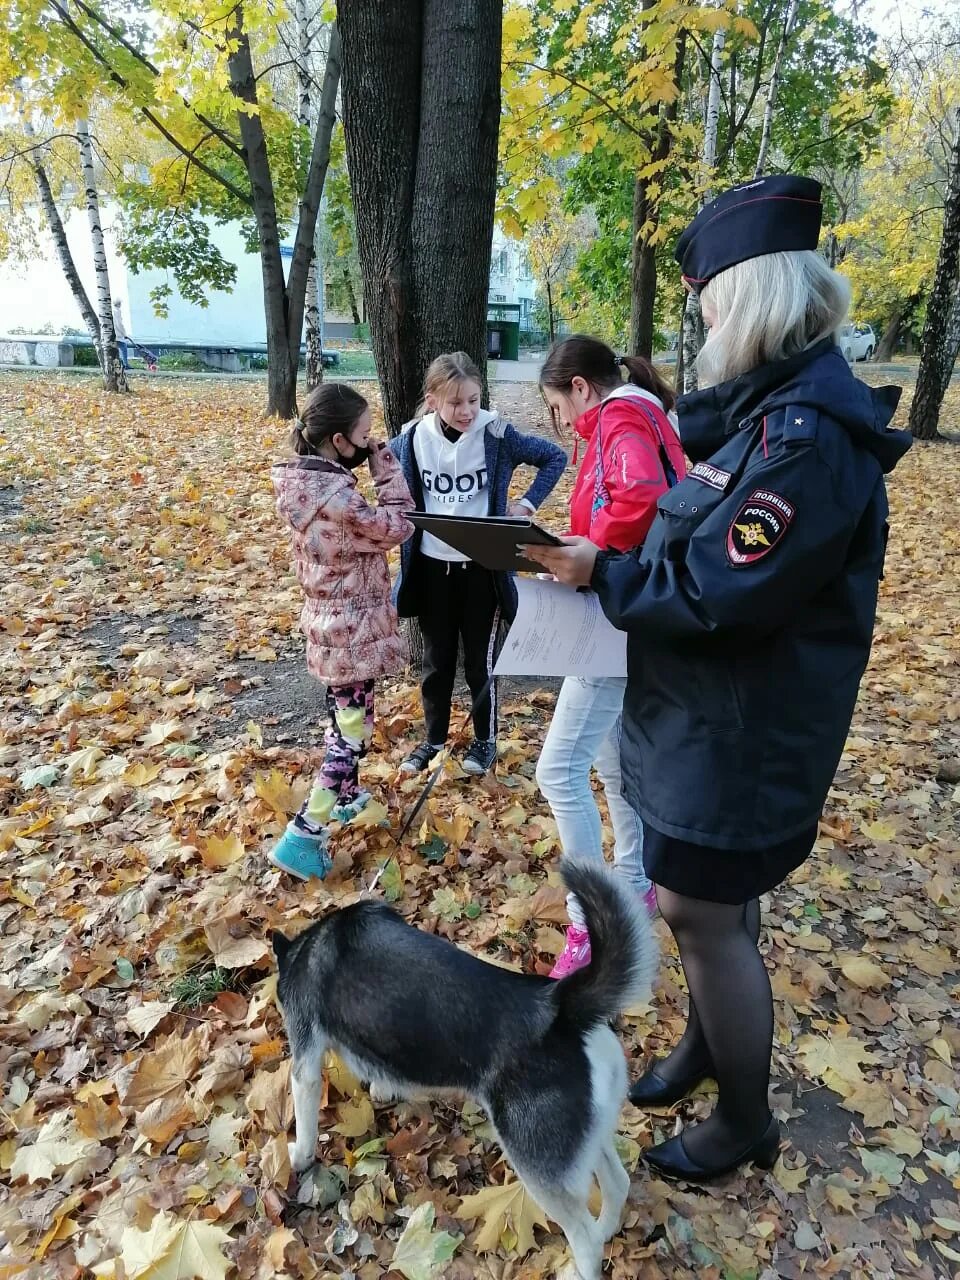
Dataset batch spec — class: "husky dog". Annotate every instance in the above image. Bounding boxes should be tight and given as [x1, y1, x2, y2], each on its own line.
[272, 858, 657, 1280]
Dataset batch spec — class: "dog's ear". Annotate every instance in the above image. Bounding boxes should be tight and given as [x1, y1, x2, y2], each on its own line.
[271, 931, 292, 965]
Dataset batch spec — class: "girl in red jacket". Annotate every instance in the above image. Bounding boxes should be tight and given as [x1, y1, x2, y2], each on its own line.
[536, 336, 687, 976]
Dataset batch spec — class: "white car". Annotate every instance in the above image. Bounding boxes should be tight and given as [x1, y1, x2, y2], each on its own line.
[838, 323, 876, 363]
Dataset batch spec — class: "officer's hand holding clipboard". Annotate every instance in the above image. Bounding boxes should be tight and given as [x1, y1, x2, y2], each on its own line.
[522, 535, 600, 587]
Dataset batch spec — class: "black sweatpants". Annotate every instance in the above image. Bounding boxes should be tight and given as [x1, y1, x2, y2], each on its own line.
[417, 556, 500, 744]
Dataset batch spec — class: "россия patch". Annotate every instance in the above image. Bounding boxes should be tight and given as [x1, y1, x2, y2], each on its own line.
[726, 489, 795, 566]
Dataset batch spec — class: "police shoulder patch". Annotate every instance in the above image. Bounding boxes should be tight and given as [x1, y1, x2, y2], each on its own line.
[726, 489, 795, 566]
[689, 461, 733, 491]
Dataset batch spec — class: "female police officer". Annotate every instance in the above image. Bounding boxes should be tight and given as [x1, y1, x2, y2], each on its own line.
[526, 175, 911, 1181]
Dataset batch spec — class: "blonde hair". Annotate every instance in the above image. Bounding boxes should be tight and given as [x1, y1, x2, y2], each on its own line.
[418, 351, 482, 415]
[697, 250, 850, 388]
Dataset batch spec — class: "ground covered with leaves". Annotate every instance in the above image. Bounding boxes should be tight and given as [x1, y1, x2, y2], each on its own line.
[0, 371, 958, 1280]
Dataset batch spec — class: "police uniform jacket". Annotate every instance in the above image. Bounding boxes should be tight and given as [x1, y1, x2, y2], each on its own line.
[591, 339, 911, 853]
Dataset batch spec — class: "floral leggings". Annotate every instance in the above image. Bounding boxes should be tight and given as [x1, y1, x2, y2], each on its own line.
[296, 680, 375, 831]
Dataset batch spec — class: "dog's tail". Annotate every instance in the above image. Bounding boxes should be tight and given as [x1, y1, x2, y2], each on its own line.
[551, 857, 658, 1030]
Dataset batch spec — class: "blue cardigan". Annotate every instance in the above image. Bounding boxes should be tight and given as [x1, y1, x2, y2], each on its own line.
[389, 413, 567, 621]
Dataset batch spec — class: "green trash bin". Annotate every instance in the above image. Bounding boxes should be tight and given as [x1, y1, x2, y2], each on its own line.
[487, 303, 520, 361]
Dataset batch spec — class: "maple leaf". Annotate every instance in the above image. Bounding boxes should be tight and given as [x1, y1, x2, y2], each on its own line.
[259, 1131, 291, 1186]
[142, 720, 186, 747]
[429, 887, 464, 921]
[455, 1178, 551, 1256]
[11, 1112, 96, 1183]
[253, 768, 297, 816]
[840, 1080, 896, 1128]
[120, 1213, 232, 1280]
[135, 1094, 196, 1147]
[203, 918, 271, 969]
[126, 1000, 177, 1038]
[74, 1094, 126, 1140]
[120, 1030, 205, 1108]
[392, 1202, 462, 1280]
[247, 1061, 293, 1134]
[196, 1044, 249, 1100]
[206, 1110, 248, 1159]
[334, 1095, 376, 1138]
[796, 1034, 880, 1096]
[198, 832, 245, 869]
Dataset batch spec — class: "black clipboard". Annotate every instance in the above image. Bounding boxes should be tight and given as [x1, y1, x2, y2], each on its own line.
[408, 513, 562, 572]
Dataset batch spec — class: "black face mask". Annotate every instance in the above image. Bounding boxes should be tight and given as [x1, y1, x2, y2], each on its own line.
[336, 439, 372, 470]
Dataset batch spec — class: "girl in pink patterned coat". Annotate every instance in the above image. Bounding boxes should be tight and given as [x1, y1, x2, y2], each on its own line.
[269, 383, 414, 880]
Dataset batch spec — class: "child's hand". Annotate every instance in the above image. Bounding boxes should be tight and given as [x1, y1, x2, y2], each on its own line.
[507, 501, 531, 518]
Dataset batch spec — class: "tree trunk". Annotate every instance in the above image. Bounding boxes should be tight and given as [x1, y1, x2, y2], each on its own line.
[227, 10, 340, 417]
[411, 0, 501, 397]
[227, 18, 294, 416]
[32, 155, 101, 347]
[339, 0, 502, 431]
[909, 107, 960, 440]
[305, 259, 323, 390]
[546, 278, 555, 342]
[875, 303, 906, 361]
[630, 25, 686, 358]
[339, 0, 423, 431]
[936, 284, 960, 402]
[286, 24, 340, 388]
[76, 117, 123, 391]
[342, 266, 362, 325]
[297, 0, 324, 391]
[631, 197, 658, 360]
[754, 0, 799, 178]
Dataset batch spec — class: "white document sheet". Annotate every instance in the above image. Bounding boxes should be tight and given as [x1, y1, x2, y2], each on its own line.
[494, 577, 627, 678]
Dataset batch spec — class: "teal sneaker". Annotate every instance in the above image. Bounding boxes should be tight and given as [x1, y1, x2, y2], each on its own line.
[268, 823, 331, 880]
[330, 790, 372, 824]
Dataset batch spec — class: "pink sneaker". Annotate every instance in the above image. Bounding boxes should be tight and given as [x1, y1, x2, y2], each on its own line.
[550, 925, 592, 979]
[642, 885, 659, 918]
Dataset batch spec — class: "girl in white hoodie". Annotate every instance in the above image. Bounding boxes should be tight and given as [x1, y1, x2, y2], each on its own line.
[389, 352, 566, 775]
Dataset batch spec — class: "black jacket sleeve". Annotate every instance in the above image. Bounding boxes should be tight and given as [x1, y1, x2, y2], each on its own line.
[592, 445, 865, 640]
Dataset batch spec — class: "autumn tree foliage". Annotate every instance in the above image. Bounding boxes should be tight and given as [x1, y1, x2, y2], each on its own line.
[0, 0, 341, 418]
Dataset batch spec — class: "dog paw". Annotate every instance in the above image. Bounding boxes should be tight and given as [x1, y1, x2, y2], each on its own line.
[288, 1142, 314, 1173]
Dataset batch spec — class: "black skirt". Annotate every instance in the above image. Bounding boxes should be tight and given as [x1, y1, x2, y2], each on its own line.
[642, 821, 819, 905]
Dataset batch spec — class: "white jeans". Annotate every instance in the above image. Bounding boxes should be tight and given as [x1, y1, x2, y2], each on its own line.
[536, 676, 650, 919]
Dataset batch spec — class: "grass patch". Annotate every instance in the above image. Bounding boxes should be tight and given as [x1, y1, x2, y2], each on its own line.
[330, 348, 377, 378]
[168, 965, 238, 1009]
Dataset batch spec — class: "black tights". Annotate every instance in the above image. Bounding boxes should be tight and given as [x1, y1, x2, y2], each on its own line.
[655, 887, 772, 1163]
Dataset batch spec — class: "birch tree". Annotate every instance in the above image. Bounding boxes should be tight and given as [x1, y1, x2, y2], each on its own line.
[76, 116, 124, 391]
[296, 0, 324, 390]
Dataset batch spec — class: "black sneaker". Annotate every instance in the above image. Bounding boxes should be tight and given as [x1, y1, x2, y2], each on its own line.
[462, 739, 497, 775]
[400, 742, 444, 774]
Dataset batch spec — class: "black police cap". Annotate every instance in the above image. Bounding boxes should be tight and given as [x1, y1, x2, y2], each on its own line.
[675, 175, 823, 292]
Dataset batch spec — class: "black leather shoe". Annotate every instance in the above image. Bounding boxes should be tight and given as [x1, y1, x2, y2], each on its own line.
[643, 1117, 781, 1183]
[629, 1061, 713, 1108]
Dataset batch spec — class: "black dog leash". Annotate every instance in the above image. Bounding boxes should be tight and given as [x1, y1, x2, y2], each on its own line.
[366, 672, 494, 895]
